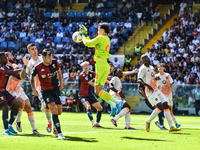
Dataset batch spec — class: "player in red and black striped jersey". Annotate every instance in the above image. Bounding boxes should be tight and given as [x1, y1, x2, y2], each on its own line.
[78, 61, 103, 127]
[31, 49, 65, 139]
[0, 52, 22, 135]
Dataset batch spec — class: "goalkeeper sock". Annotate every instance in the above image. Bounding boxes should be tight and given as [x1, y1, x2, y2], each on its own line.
[98, 90, 116, 107]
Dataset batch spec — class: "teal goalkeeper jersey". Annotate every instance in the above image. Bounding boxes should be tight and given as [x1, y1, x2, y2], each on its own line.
[82, 35, 111, 62]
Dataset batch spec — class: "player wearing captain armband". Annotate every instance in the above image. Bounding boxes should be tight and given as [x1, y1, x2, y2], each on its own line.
[79, 23, 123, 116]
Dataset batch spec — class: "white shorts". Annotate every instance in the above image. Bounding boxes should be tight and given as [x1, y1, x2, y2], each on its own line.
[166, 96, 173, 106]
[11, 90, 29, 101]
[147, 90, 167, 106]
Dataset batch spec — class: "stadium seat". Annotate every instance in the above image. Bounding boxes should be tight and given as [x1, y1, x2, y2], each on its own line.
[101, 12, 106, 19]
[44, 12, 51, 21]
[8, 22, 14, 26]
[35, 42, 39, 48]
[72, 22, 77, 27]
[110, 22, 117, 29]
[57, 26, 64, 32]
[107, 2, 114, 8]
[37, 31, 42, 36]
[67, 12, 75, 20]
[0, 42, 7, 48]
[7, 2, 13, 9]
[65, 26, 71, 32]
[46, 31, 50, 36]
[54, 37, 61, 43]
[30, 36, 37, 42]
[8, 42, 15, 48]
[62, 37, 69, 43]
[78, 22, 85, 26]
[22, 36, 29, 42]
[89, 26, 96, 36]
[106, 12, 112, 22]
[82, 12, 88, 22]
[54, 21, 61, 28]
[75, 12, 82, 22]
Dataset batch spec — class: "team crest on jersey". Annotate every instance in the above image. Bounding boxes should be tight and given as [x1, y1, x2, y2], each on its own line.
[46, 98, 50, 102]
[0, 96, 4, 100]
[166, 76, 168, 79]
[162, 80, 166, 84]
[6, 66, 10, 69]
[52, 64, 56, 68]
[151, 72, 154, 77]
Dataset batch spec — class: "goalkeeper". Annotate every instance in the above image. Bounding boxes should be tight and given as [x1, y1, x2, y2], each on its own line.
[79, 23, 123, 116]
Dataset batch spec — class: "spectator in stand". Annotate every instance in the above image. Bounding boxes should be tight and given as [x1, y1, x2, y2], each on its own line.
[191, 54, 199, 63]
[69, 51, 75, 61]
[7, 9, 15, 21]
[124, 55, 132, 69]
[69, 69, 77, 81]
[112, 57, 120, 68]
[35, 35, 43, 44]
[86, 19, 93, 28]
[63, 41, 72, 53]
[116, 30, 124, 46]
[95, 9, 101, 20]
[87, 9, 95, 21]
[56, 41, 64, 53]
[37, 10, 44, 21]
[117, 1, 124, 11]
[113, 25, 119, 34]
[192, 36, 199, 46]
[132, 43, 142, 60]
[14, 0, 22, 9]
[21, 9, 27, 21]
[56, 29, 63, 38]
[179, 1, 187, 17]
[189, 72, 195, 84]
[19, 29, 27, 39]
[112, 10, 119, 22]
[60, 10, 67, 20]
[63, 69, 69, 85]
[120, 9, 128, 22]
[51, 9, 60, 21]
[110, 34, 118, 47]
[0, 8, 5, 22]
[96, 0, 104, 9]
[62, 19, 68, 28]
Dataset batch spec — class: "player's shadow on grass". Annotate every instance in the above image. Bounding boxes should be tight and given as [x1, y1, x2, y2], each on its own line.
[64, 136, 98, 142]
[121, 136, 171, 142]
[97, 127, 124, 130]
[171, 133, 192, 135]
[19, 134, 52, 137]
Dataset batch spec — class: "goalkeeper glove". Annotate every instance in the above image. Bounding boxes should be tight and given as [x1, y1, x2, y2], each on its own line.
[79, 25, 88, 37]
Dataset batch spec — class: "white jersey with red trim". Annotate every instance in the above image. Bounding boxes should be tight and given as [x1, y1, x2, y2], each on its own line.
[155, 72, 173, 97]
[138, 64, 158, 96]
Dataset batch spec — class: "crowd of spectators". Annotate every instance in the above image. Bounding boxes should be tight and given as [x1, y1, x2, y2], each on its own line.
[122, 2, 200, 86]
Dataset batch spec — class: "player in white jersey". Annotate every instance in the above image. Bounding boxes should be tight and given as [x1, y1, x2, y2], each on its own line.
[110, 68, 138, 129]
[20, 43, 53, 134]
[138, 54, 180, 132]
[6, 52, 40, 134]
[156, 63, 181, 128]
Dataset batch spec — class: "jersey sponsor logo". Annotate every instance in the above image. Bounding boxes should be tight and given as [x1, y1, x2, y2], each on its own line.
[47, 71, 57, 78]
[162, 80, 166, 84]
[46, 98, 50, 102]
[0, 67, 5, 70]
[41, 69, 45, 72]
[42, 75, 46, 78]
[85, 76, 88, 80]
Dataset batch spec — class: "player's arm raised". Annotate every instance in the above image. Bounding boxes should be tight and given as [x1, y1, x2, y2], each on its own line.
[30, 67, 39, 97]
[57, 68, 63, 91]
[21, 56, 29, 80]
[123, 68, 139, 76]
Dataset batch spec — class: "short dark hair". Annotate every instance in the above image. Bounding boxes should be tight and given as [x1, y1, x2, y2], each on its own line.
[99, 23, 110, 34]
[27, 43, 36, 50]
[42, 49, 52, 56]
[157, 63, 165, 67]
[113, 68, 121, 75]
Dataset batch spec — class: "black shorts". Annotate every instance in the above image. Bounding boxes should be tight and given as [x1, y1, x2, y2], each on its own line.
[80, 95, 98, 105]
[42, 89, 62, 105]
[0, 91, 15, 108]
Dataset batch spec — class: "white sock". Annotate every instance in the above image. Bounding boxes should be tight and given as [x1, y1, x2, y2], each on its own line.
[114, 108, 128, 121]
[171, 115, 177, 124]
[125, 113, 131, 127]
[164, 110, 173, 128]
[111, 103, 116, 108]
[45, 109, 52, 123]
[28, 113, 36, 130]
[16, 109, 23, 122]
[147, 108, 160, 123]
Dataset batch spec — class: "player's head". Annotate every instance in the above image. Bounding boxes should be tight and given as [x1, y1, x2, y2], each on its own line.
[0, 52, 7, 65]
[141, 54, 149, 66]
[98, 23, 110, 35]
[81, 61, 90, 72]
[27, 43, 38, 57]
[114, 68, 123, 78]
[42, 49, 52, 65]
[109, 62, 114, 73]
[157, 63, 165, 72]
[5, 52, 14, 63]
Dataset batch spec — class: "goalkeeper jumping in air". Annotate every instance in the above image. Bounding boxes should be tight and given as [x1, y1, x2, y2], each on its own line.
[79, 23, 123, 116]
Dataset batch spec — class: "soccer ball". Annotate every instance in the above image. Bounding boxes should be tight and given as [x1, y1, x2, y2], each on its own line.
[72, 31, 82, 43]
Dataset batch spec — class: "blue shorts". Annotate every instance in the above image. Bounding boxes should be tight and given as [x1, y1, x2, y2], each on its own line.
[80, 95, 98, 105]
[42, 89, 62, 105]
[0, 91, 15, 108]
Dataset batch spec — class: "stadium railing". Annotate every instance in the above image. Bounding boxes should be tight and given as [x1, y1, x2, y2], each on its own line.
[21, 81, 197, 115]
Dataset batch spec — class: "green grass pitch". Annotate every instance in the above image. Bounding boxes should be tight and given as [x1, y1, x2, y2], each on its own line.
[0, 111, 200, 150]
